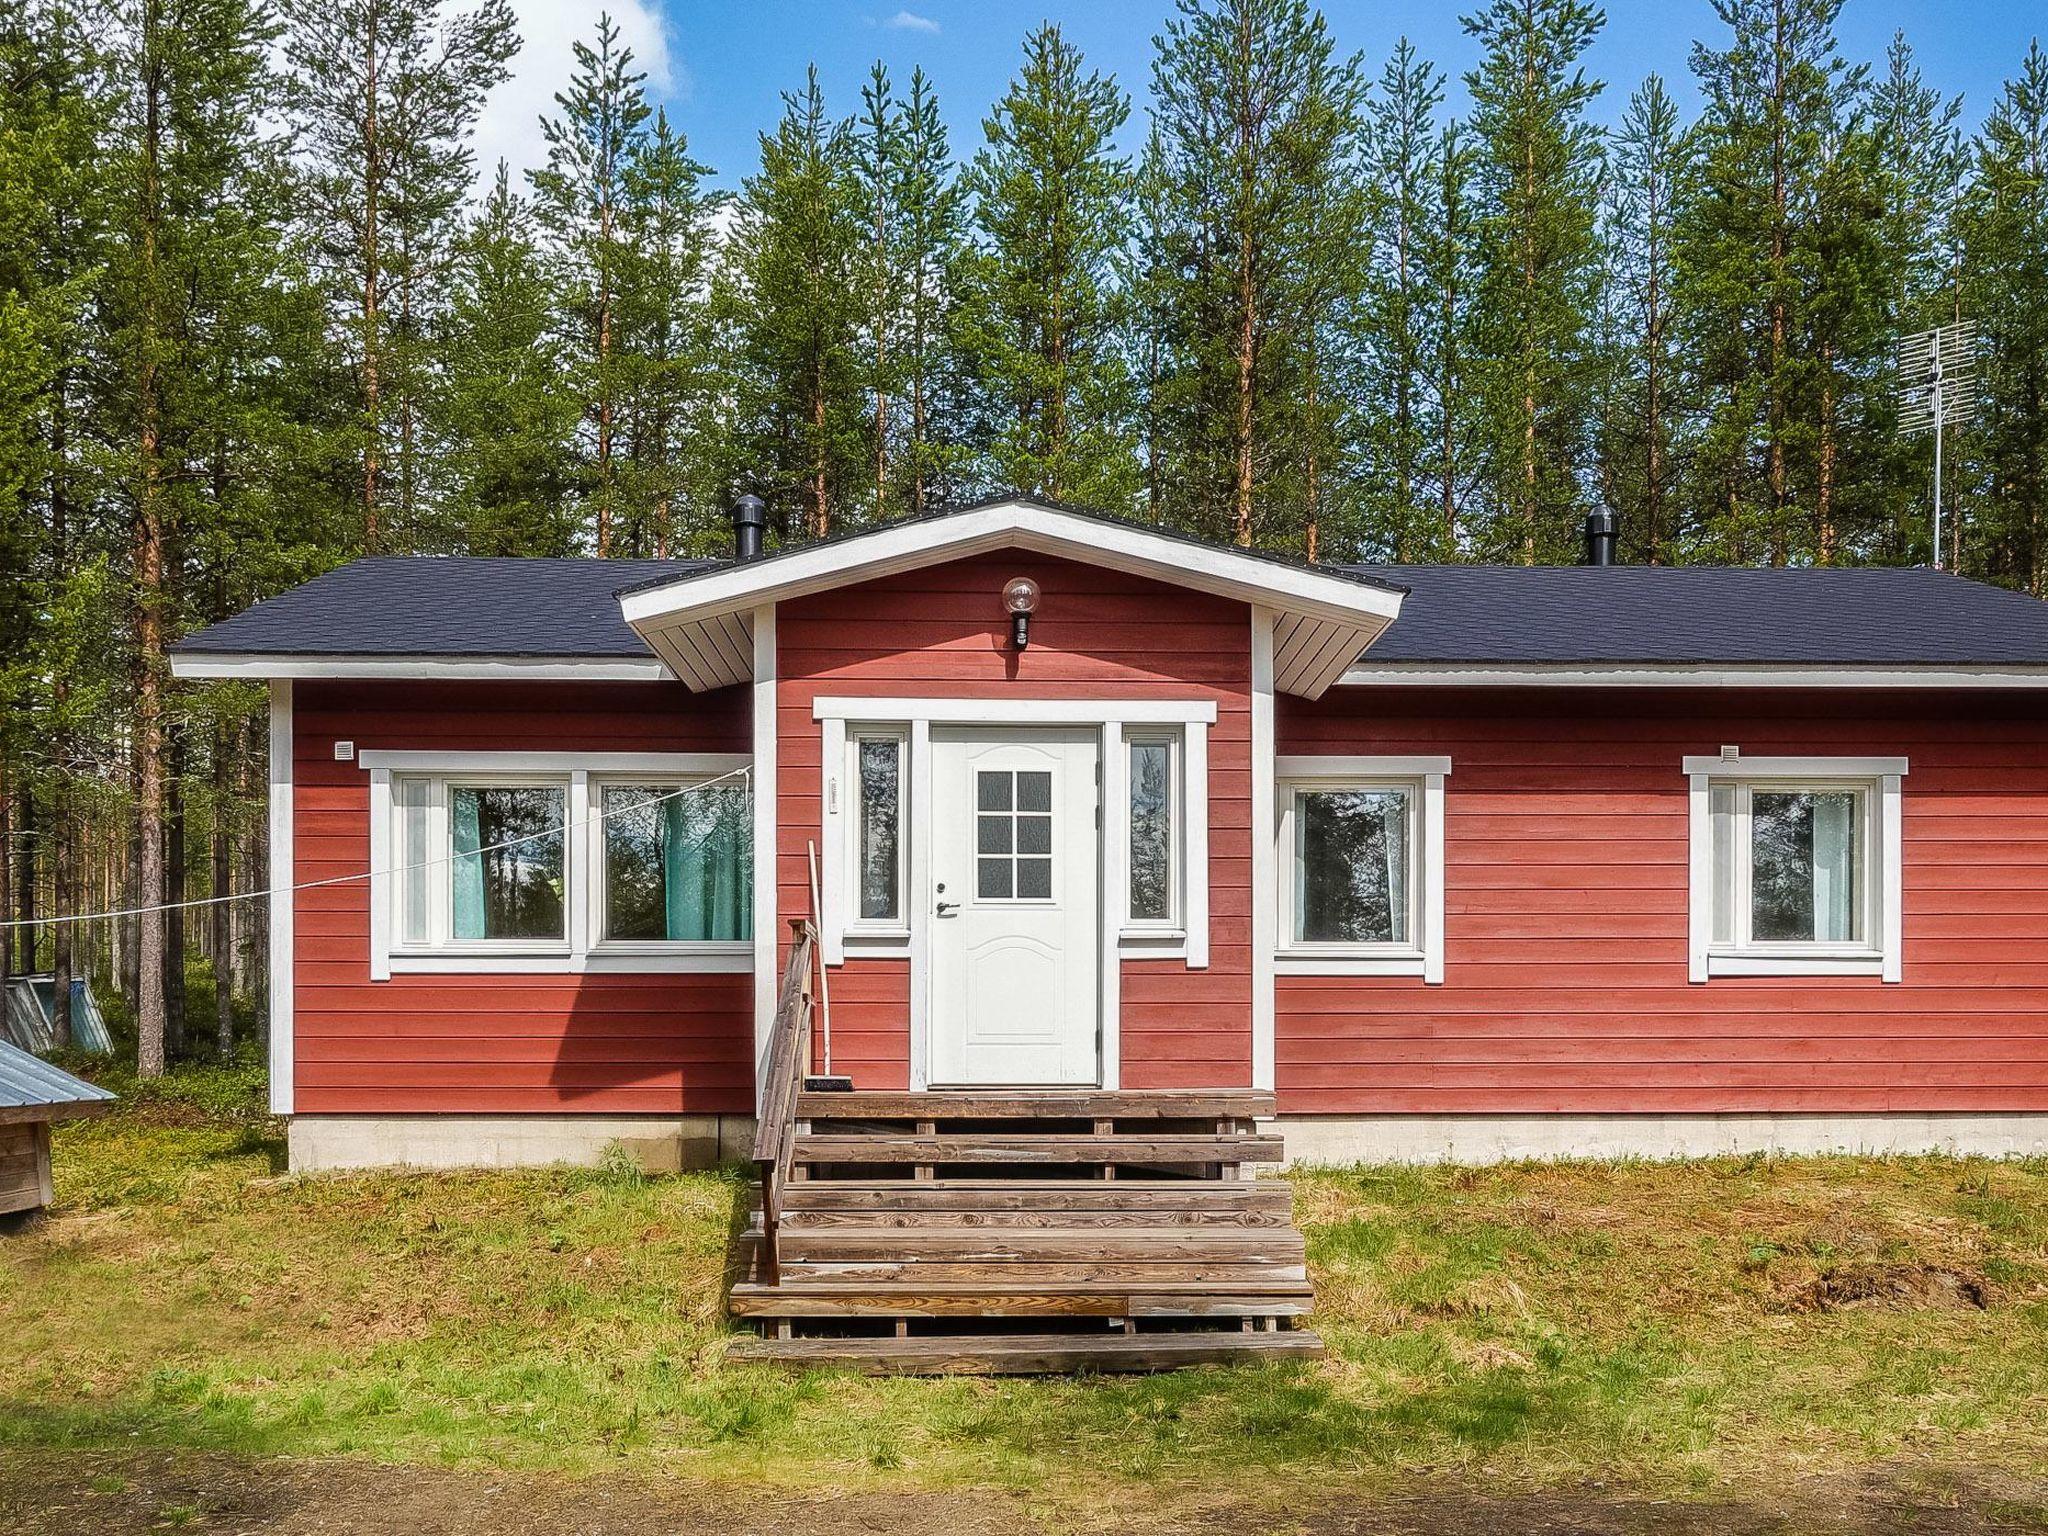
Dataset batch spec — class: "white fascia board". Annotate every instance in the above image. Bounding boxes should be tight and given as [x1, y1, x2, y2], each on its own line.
[812, 696, 1218, 725]
[621, 502, 1406, 633]
[170, 653, 671, 682]
[1340, 662, 2048, 689]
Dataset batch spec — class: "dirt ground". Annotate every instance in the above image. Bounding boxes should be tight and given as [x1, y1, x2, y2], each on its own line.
[1, 1450, 2043, 1536]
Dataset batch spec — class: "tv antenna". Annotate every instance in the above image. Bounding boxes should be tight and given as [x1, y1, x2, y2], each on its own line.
[1898, 321, 1977, 569]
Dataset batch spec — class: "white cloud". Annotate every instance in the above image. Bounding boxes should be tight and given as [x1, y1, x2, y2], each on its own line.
[472, 0, 679, 194]
[882, 9, 939, 33]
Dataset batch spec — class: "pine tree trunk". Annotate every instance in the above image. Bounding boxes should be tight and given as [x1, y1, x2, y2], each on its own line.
[1766, 0, 1789, 565]
[213, 721, 234, 1058]
[166, 733, 188, 1059]
[811, 361, 830, 539]
[135, 5, 169, 1077]
[50, 368, 74, 1045]
[360, 4, 383, 554]
[12, 788, 31, 974]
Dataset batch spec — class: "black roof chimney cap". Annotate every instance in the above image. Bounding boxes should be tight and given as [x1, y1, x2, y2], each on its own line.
[1582, 506, 1618, 566]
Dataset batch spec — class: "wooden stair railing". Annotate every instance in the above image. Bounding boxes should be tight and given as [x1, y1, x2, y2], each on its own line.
[751, 917, 817, 1284]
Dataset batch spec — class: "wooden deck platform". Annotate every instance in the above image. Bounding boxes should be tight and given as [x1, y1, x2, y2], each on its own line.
[732, 1086, 1322, 1373]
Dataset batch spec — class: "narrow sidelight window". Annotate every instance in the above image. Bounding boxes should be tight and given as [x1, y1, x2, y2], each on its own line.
[450, 784, 566, 941]
[1128, 738, 1175, 923]
[601, 781, 752, 942]
[855, 736, 903, 922]
[1292, 786, 1411, 946]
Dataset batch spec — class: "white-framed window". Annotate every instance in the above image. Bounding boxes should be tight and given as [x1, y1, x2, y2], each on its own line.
[847, 728, 909, 936]
[1684, 753, 1906, 982]
[1125, 732, 1180, 931]
[365, 751, 753, 976]
[1274, 756, 1449, 982]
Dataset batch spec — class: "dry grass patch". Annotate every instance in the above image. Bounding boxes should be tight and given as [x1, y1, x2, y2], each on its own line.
[2, 1066, 2044, 1508]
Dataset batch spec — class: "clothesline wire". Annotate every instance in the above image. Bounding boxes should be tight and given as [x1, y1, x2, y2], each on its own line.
[0, 765, 754, 931]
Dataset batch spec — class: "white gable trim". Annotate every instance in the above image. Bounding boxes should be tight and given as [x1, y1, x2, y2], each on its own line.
[623, 501, 1403, 700]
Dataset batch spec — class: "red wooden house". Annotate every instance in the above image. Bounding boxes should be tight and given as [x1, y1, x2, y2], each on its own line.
[173, 497, 2048, 1173]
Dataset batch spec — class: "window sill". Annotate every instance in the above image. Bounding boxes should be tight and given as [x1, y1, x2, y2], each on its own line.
[387, 948, 753, 976]
[1275, 950, 1428, 978]
[1703, 951, 1886, 979]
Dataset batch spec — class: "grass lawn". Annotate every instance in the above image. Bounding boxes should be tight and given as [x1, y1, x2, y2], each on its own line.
[2, 1065, 2045, 1513]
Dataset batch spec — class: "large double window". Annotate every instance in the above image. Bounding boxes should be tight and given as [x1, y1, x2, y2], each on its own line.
[1686, 754, 1904, 980]
[1275, 757, 1449, 982]
[373, 755, 752, 974]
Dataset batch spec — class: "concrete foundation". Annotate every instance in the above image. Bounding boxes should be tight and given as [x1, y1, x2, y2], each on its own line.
[288, 1114, 757, 1173]
[1280, 1111, 2048, 1165]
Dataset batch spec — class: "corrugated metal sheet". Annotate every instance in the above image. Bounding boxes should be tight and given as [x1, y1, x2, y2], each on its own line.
[2, 976, 114, 1055]
[0, 1039, 116, 1110]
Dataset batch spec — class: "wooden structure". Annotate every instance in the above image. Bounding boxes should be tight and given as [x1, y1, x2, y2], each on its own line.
[0, 1042, 115, 1216]
[730, 923, 1322, 1373]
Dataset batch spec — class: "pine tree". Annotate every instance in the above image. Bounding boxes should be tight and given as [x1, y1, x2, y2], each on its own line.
[1678, 0, 1867, 563]
[283, 0, 517, 553]
[957, 24, 1137, 509]
[730, 65, 864, 540]
[893, 68, 965, 518]
[1420, 121, 1481, 552]
[852, 63, 903, 527]
[438, 163, 579, 555]
[618, 109, 719, 556]
[1146, 0, 1369, 550]
[1958, 43, 2048, 594]
[530, 11, 649, 556]
[1602, 74, 1688, 561]
[1462, 0, 1607, 563]
[1870, 31, 1966, 562]
[1358, 39, 1445, 558]
[102, 0, 284, 1071]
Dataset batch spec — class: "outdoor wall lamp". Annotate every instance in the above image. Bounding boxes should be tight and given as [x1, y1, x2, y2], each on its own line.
[1003, 576, 1041, 650]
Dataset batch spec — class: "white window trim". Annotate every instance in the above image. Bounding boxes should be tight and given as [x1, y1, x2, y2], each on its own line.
[1274, 755, 1451, 984]
[814, 699, 1213, 972]
[1683, 753, 1907, 984]
[362, 750, 753, 977]
[1119, 730, 1185, 939]
[836, 725, 912, 952]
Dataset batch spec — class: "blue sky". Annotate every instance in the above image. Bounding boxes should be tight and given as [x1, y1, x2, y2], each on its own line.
[476, 1, 2045, 194]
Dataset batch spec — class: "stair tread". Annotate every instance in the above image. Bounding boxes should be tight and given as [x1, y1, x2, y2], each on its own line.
[778, 1227, 1304, 1260]
[794, 1133, 1284, 1164]
[796, 1089, 1276, 1121]
[779, 1178, 1290, 1205]
[727, 1328, 1323, 1375]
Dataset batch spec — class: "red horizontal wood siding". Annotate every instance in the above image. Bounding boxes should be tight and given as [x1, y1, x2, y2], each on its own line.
[1275, 687, 2048, 1115]
[290, 680, 754, 1115]
[778, 551, 1253, 1089]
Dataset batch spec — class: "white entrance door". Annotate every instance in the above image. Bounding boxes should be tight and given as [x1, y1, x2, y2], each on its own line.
[928, 728, 1101, 1086]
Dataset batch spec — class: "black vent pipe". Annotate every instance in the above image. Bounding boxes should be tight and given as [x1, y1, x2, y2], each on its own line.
[1582, 506, 1617, 566]
[731, 494, 767, 561]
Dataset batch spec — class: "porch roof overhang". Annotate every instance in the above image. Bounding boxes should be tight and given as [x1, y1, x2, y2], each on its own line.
[619, 498, 1407, 699]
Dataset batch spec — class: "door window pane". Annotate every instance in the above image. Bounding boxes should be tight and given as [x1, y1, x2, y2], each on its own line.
[856, 738, 902, 922]
[451, 786, 566, 941]
[1294, 788, 1410, 945]
[975, 769, 1054, 903]
[1751, 790, 1861, 943]
[1129, 741, 1173, 922]
[602, 782, 752, 942]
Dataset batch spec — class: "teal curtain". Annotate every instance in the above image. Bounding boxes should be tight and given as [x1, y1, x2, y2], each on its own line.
[661, 786, 751, 941]
[451, 788, 486, 939]
[1812, 794, 1856, 942]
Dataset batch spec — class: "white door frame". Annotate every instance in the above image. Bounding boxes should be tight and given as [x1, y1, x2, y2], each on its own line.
[812, 696, 1219, 1091]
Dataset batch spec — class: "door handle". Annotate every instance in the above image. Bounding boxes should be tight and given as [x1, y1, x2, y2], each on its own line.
[935, 901, 960, 917]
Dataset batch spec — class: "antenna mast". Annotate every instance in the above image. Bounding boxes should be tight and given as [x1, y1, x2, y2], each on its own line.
[1897, 321, 1977, 570]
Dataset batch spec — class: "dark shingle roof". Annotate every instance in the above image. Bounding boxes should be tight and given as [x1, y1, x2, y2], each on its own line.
[172, 546, 2048, 671]
[1340, 564, 2048, 667]
[174, 556, 712, 657]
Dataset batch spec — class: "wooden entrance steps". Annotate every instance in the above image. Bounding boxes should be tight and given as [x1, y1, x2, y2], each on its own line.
[731, 1086, 1322, 1374]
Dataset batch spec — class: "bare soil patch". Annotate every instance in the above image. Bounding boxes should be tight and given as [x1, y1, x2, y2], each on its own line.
[1784, 1263, 1994, 1313]
[1, 1450, 2044, 1536]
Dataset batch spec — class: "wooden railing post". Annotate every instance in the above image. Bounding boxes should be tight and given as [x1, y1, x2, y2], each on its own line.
[751, 918, 817, 1287]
